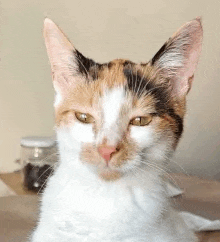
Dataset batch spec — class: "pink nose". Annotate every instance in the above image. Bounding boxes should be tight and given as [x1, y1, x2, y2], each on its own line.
[98, 145, 117, 162]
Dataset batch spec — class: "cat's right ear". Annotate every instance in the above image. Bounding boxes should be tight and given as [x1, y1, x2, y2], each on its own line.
[150, 18, 203, 99]
[43, 18, 94, 95]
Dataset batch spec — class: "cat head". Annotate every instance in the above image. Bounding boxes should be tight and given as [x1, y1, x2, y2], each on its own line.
[44, 18, 202, 181]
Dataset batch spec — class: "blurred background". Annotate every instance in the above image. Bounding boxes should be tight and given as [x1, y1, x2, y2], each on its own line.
[0, 0, 219, 178]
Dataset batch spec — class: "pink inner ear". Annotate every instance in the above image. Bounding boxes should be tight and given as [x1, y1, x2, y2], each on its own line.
[153, 18, 203, 98]
[185, 47, 201, 79]
[174, 43, 202, 97]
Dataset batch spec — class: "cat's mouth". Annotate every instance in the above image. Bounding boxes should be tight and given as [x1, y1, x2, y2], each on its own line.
[80, 140, 140, 181]
[80, 143, 131, 181]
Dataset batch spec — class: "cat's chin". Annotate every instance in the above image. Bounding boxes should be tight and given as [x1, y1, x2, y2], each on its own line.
[97, 168, 122, 181]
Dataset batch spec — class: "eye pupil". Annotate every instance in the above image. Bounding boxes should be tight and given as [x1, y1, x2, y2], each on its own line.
[81, 114, 87, 121]
[136, 117, 141, 122]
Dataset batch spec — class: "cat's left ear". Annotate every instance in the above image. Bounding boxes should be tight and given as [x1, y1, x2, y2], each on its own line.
[150, 17, 203, 98]
[43, 18, 95, 94]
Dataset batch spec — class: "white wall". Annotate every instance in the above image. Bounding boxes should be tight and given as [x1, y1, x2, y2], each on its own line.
[1, 0, 219, 178]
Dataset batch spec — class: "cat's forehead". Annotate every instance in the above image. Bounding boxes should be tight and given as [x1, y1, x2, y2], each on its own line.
[74, 58, 155, 97]
[56, 58, 163, 114]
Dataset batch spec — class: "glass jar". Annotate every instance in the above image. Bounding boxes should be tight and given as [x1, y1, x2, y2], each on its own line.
[20, 136, 57, 192]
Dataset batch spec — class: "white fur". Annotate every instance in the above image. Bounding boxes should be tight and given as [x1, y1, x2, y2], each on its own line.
[31, 138, 196, 242]
[70, 121, 94, 143]
[31, 87, 197, 242]
[97, 87, 125, 145]
[102, 87, 125, 129]
[31, 117, 197, 242]
[130, 126, 155, 148]
[158, 52, 183, 69]
[54, 91, 62, 107]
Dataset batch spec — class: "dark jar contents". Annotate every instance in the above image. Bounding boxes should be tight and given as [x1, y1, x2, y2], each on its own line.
[23, 162, 54, 192]
[20, 136, 57, 192]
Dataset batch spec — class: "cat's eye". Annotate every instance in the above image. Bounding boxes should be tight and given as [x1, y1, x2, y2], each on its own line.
[130, 116, 152, 126]
[75, 112, 94, 124]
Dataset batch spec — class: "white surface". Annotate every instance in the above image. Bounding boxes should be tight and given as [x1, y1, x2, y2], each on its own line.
[181, 212, 220, 232]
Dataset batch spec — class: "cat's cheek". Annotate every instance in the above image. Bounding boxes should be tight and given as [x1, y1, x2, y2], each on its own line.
[70, 122, 95, 143]
[130, 126, 155, 148]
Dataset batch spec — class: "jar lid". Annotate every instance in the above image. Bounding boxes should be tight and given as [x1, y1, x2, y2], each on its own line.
[20, 136, 56, 147]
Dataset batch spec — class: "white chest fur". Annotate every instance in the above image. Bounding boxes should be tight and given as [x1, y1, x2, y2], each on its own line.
[31, 158, 196, 242]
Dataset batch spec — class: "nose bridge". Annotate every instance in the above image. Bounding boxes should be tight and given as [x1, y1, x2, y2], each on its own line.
[96, 123, 121, 146]
[97, 86, 127, 145]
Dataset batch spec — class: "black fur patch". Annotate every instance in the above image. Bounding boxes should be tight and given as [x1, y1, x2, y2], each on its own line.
[74, 50, 97, 77]
[124, 68, 168, 111]
[167, 108, 183, 138]
[89, 63, 104, 80]
[151, 42, 168, 65]
[106, 61, 115, 69]
[89, 61, 119, 80]
[124, 67, 183, 138]
[123, 60, 135, 67]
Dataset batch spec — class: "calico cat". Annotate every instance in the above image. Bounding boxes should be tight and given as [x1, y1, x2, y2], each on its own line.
[30, 17, 203, 242]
